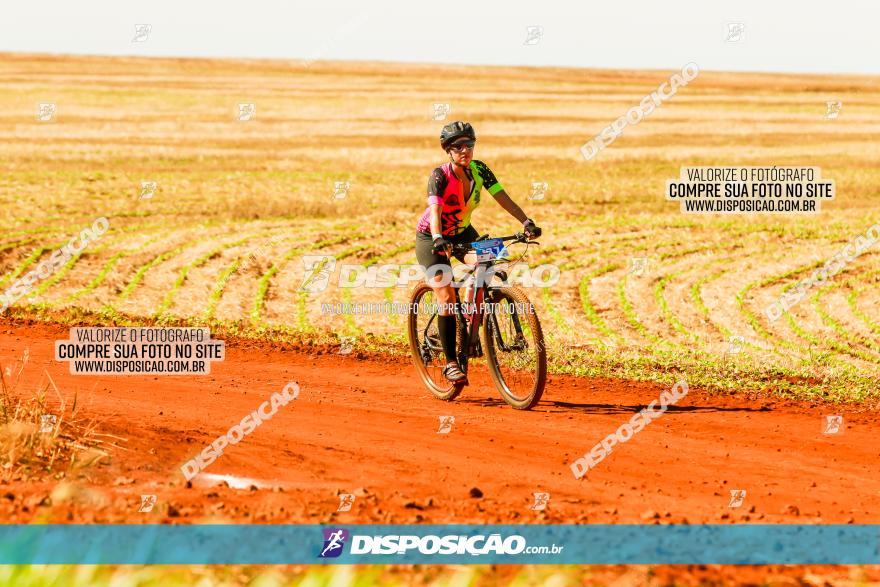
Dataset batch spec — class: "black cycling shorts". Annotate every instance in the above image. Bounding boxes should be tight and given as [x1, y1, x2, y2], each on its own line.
[415, 225, 479, 280]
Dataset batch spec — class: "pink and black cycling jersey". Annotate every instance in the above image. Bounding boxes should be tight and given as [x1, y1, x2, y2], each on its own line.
[416, 160, 504, 236]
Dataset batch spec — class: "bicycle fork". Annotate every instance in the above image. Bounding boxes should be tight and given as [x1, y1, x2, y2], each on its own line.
[484, 287, 529, 353]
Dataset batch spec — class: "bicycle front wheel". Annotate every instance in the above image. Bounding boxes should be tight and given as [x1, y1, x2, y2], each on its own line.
[407, 282, 466, 401]
[481, 286, 547, 409]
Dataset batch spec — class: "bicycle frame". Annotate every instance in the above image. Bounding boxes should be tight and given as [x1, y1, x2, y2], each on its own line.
[459, 263, 488, 357]
[418, 263, 490, 360]
[455, 261, 528, 358]
[419, 233, 534, 362]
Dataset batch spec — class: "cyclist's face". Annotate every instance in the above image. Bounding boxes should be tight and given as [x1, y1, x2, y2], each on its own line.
[448, 141, 474, 165]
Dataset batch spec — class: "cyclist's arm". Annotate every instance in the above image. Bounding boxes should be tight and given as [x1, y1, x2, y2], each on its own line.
[476, 160, 529, 224]
[428, 204, 443, 236]
[426, 167, 448, 237]
[491, 189, 529, 224]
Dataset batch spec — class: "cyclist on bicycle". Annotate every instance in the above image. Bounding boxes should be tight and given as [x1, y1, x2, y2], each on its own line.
[415, 121, 541, 383]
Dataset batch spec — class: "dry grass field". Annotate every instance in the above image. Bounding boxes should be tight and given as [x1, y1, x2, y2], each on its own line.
[2, 53, 880, 401]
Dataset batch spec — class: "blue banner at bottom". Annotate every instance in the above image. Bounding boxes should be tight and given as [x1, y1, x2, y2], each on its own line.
[0, 524, 877, 565]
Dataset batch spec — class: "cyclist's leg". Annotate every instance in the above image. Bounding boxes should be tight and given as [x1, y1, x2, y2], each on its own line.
[452, 225, 480, 314]
[415, 232, 459, 366]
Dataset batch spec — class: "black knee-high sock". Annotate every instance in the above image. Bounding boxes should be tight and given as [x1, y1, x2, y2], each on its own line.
[437, 315, 458, 363]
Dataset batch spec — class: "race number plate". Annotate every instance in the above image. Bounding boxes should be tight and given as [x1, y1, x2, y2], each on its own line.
[472, 238, 505, 262]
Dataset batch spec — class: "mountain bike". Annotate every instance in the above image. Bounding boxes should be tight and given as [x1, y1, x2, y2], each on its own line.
[407, 232, 547, 410]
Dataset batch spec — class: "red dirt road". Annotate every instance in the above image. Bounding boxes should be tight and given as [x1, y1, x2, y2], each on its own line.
[1, 321, 879, 527]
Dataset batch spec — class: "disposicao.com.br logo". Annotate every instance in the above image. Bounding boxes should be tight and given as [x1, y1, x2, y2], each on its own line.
[317, 527, 563, 558]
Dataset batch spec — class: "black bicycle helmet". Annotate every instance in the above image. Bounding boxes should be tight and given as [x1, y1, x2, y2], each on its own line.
[440, 121, 476, 151]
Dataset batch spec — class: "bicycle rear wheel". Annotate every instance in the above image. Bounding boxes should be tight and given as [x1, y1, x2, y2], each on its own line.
[407, 283, 467, 401]
[481, 286, 547, 409]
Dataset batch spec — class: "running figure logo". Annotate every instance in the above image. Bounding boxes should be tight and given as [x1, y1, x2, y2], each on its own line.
[299, 255, 337, 293]
[430, 103, 451, 121]
[318, 528, 349, 558]
[823, 415, 843, 434]
[728, 489, 746, 508]
[727, 335, 744, 354]
[629, 257, 650, 277]
[332, 181, 350, 200]
[529, 492, 550, 511]
[529, 181, 548, 200]
[338, 336, 355, 355]
[39, 414, 57, 433]
[337, 494, 355, 512]
[140, 181, 157, 200]
[237, 103, 256, 122]
[824, 101, 842, 120]
[725, 22, 745, 43]
[523, 26, 544, 45]
[437, 416, 455, 434]
[132, 24, 152, 43]
[138, 494, 157, 513]
[37, 103, 57, 122]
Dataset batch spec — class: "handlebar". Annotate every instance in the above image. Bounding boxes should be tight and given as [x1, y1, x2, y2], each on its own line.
[447, 232, 538, 256]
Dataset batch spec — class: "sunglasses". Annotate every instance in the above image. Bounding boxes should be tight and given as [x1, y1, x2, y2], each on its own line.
[448, 140, 475, 153]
